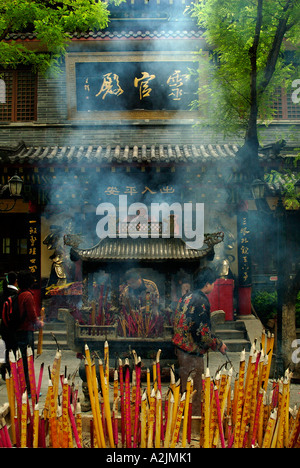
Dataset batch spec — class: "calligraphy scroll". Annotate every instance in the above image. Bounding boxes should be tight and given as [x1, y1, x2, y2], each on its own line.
[237, 212, 252, 287]
[28, 215, 41, 281]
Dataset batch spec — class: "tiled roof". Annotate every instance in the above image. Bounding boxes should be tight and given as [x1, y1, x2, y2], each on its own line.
[4, 144, 240, 165]
[1, 142, 296, 167]
[72, 29, 203, 41]
[6, 29, 203, 42]
[70, 232, 224, 262]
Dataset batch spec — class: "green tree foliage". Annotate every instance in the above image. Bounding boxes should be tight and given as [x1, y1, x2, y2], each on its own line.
[188, 0, 300, 141]
[0, 0, 124, 74]
[188, 1, 300, 372]
[265, 167, 300, 210]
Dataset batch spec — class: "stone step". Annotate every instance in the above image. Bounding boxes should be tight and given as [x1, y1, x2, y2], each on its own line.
[34, 319, 251, 352]
[34, 320, 69, 350]
[215, 328, 245, 341]
[215, 320, 251, 352]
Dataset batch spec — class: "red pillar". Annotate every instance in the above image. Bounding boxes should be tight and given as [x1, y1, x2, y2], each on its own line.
[238, 286, 251, 316]
[209, 278, 234, 321]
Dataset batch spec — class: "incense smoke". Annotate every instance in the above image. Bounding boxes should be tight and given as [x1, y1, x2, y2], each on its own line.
[40, 3, 243, 284]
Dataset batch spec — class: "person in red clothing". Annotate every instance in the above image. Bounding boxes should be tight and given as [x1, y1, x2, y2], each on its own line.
[15, 270, 43, 391]
[0, 271, 19, 379]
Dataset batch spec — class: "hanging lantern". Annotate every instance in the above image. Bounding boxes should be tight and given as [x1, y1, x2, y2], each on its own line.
[251, 178, 266, 200]
[8, 173, 23, 197]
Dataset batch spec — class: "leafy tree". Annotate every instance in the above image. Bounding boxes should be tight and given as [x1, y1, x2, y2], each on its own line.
[189, 0, 300, 172]
[0, 0, 124, 74]
[189, 0, 300, 373]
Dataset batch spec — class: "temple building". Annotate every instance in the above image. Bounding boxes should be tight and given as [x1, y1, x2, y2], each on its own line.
[0, 0, 299, 350]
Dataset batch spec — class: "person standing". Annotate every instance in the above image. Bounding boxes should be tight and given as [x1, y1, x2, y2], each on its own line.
[120, 269, 159, 316]
[0, 272, 18, 378]
[2, 271, 18, 300]
[172, 267, 227, 414]
[1, 270, 43, 390]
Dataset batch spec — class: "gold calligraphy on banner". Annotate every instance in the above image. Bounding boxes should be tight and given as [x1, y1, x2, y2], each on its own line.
[28, 219, 38, 274]
[95, 73, 124, 100]
[104, 185, 176, 196]
[87, 70, 190, 102]
[238, 215, 251, 285]
[167, 70, 189, 101]
[134, 72, 156, 100]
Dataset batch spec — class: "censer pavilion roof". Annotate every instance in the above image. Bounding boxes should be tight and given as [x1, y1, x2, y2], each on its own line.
[70, 232, 224, 263]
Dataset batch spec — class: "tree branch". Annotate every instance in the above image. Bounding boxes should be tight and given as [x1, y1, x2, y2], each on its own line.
[245, 0, 263, 147]
[258, 0, 296, 95]
[0, 20, 14, 42]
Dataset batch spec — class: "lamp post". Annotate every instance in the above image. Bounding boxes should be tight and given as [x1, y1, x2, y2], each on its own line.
[251, 179, 266, 200]
[0, 173, 23, 211]
[275, 193, 286, 377]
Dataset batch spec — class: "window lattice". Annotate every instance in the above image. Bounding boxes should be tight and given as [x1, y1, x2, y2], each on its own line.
[271, 87, 300, 121]
[0, 69, 37, 122]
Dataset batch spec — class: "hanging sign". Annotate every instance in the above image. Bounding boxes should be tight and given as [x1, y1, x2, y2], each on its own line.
[75, 61, 197, 112]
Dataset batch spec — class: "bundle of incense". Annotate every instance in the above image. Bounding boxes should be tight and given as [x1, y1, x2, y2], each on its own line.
[5, 349, 84, 448]
[119, 302, 163, 338]
[2, 332, 299, 449]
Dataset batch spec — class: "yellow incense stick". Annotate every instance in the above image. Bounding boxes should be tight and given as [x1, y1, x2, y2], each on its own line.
[262, 409, 277, 448]
[164, 391, 174, 448]
[147, 388, 156, 448]
[20, 391, 27, 448]
[104, 341, 109, 386]
[203, 368, 211, 448]
[155, 390, 162, 448]
[85, 359, 104, 448]
[234, 349, 246, 446]
[33, 403, 39, 448]
[147, 368, 151, 402]
[182, 376, 192, 448]
[140, 391, 148, 448]
[171, 379, 181, 435]
[99, 359, 115, 448]
[170, 393, 186, 448]
[239, 352, 257, 447]
[75, 402, 83, 447]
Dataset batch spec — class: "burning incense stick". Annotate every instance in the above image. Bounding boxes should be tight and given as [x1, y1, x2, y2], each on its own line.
[155, 390, 162, 448]
[27, 346, 37, 410]
[233, 349, 246, 446]
[37, 307, 45, 356]
[124, 359, 132, 448]
[203, 368, 211, 448]
[182, 376, 192, 448]
[99, 359, 115, 448]
[133, 356, 142, 448]
[140, 390, 148, 448]
[147, 388, 156, 448]
[170, 392, 186, 448]
[2, 332, 299, 449]
[20, 391, 27, 448]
